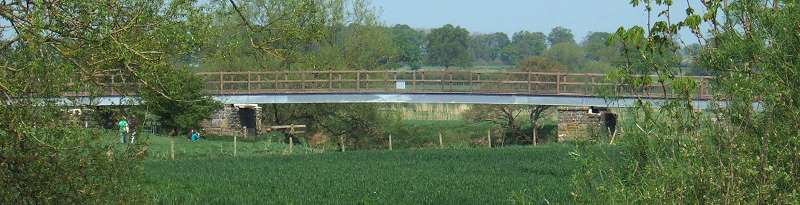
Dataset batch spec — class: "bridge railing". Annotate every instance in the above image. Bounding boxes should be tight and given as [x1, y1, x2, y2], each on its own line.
[195, 70, 713, 100]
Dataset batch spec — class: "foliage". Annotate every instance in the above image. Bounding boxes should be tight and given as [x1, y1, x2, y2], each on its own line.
[574, 0, 800, 203]
[582, 32, 619, 63]
[390, 24, 426, 69]
[139, 68, 222, 136]
[469, 32, 511, 65]
[260, 104, 392, 149]
[544, 43, 587, 71]
[547, 26, 576, 46]
[144, 145, 577, 204]
[0, 129, 148, 203]
[502, 31, 548, 64]
[517, 56, 567, 72]
[426, 24, 472, 68]
[464, 105, 553, 145]
[0, 0, 207, 203]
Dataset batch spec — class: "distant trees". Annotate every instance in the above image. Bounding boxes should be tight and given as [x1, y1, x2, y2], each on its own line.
[427, 24, 472, 68]
[391, 24, 426, 69]
[544, 43, 586, 71]
[469, 32, 511, 65]
[547, 26, 576, 46]
[503, 31, 548, 64]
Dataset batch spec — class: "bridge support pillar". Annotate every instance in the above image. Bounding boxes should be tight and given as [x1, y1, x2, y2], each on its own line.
[201, 104, 261, 137]
[557, 107, 617, 142]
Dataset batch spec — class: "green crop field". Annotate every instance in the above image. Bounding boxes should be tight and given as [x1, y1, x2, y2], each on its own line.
[141, 134, 578, 204]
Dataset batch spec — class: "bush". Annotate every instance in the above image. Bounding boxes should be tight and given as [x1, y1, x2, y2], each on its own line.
[0, 128, 149, 204]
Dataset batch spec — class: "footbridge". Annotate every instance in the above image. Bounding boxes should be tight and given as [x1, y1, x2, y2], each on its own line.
[66, 70, 714, 108]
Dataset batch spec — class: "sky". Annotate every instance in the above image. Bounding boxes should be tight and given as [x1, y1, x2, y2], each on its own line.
[372, 0, 704, 42]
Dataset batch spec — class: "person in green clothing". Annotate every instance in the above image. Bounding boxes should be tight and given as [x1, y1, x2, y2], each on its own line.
[118, 117, 129, 144]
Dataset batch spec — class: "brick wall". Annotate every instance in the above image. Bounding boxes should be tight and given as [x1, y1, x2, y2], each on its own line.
[200, 104, 262, 137]
[557, 107, 605, 142]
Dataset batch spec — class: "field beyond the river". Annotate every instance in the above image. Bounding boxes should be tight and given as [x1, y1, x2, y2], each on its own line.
[142, 140, 577, 204]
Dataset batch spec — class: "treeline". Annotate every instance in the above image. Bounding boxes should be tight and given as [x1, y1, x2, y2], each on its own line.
[191, 1, 703, 74]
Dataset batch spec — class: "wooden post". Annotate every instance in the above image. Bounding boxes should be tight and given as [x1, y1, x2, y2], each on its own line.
[356, 71, 361, 91]
[300, 72, 306, 90]
[274, 72, 279, 90]
[556, 74, 561, 95]
[247, 71, 252, 94]
[449, 72, 453, 91]
[170, 138, 175, 160]
[533, 124, 538, 146]
[288, 135, 293, 154]
[234, 129, 239, 157]
[219, 72, 224, 94]
[110, 74, 115, 95]
[389, 134, 393, 151]
[284, 73, 289, 89]
[412, 71, 417, 92]
[329, 71, 333, 90]
[340, 136, 346, 152]
[469, 72, 474, 92]
[487, 130, 492, 148]
[288, 124, 295, 154]
[439, 132, 443, 149]
[527, 72, 532, 94]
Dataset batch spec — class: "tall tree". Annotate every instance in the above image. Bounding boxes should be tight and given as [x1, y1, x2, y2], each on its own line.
[582, 32, 618, 62]
[0, 0, 211, 203]
[391, 24, 426, 69]
[547, 26, 576, 46]
[544, 43, 586, 71]
[469, 32, 510, 65]
[427, 24, 471, 69]
[502, 31, 547, 64]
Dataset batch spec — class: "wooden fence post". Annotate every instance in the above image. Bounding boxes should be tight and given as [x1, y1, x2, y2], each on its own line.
[356, 71, 361, 91]
[439, 132, 443, 149]
[340, 136, 346, 152]
[487, 130, 492, 148]
[170, 138, 175, 160]
[412, 71, 417, 91]
[288, 135, 293, 154]
[556, 73, 561, 95]
[234, 128, 239, 158]
[389, 134, 393, 151]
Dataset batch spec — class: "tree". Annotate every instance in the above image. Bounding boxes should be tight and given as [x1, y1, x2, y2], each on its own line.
[582, 32, 618, 62]
[221, 0, 336, 69]
[464, 105, 551, 145]
[469, 32, 510, 65]
[464, 105, 527, 144]
[0, 0, 209, 203]
[391, 24, 426, 69]
[517, 56, 567, 72]
[547, 26, 576, 46]
[139, 69, 222, 136]
[544, 43, 586, 71]
[427, 24, 472, 68]
[502, 31, 547, 64]
[575, 0, 800, 203]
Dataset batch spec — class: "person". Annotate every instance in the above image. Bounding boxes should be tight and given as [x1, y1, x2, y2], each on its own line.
[191, 129, 200, 142]
[118, 117, 129, 144]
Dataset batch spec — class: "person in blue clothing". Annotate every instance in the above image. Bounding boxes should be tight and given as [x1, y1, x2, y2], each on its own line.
[190, 129, 200, 142]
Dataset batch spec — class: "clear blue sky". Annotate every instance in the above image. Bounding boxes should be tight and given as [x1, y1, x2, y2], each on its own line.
[372, 0, 703, 42]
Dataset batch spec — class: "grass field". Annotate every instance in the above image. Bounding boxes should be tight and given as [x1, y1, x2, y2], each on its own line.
[141, 134, 578, 204]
